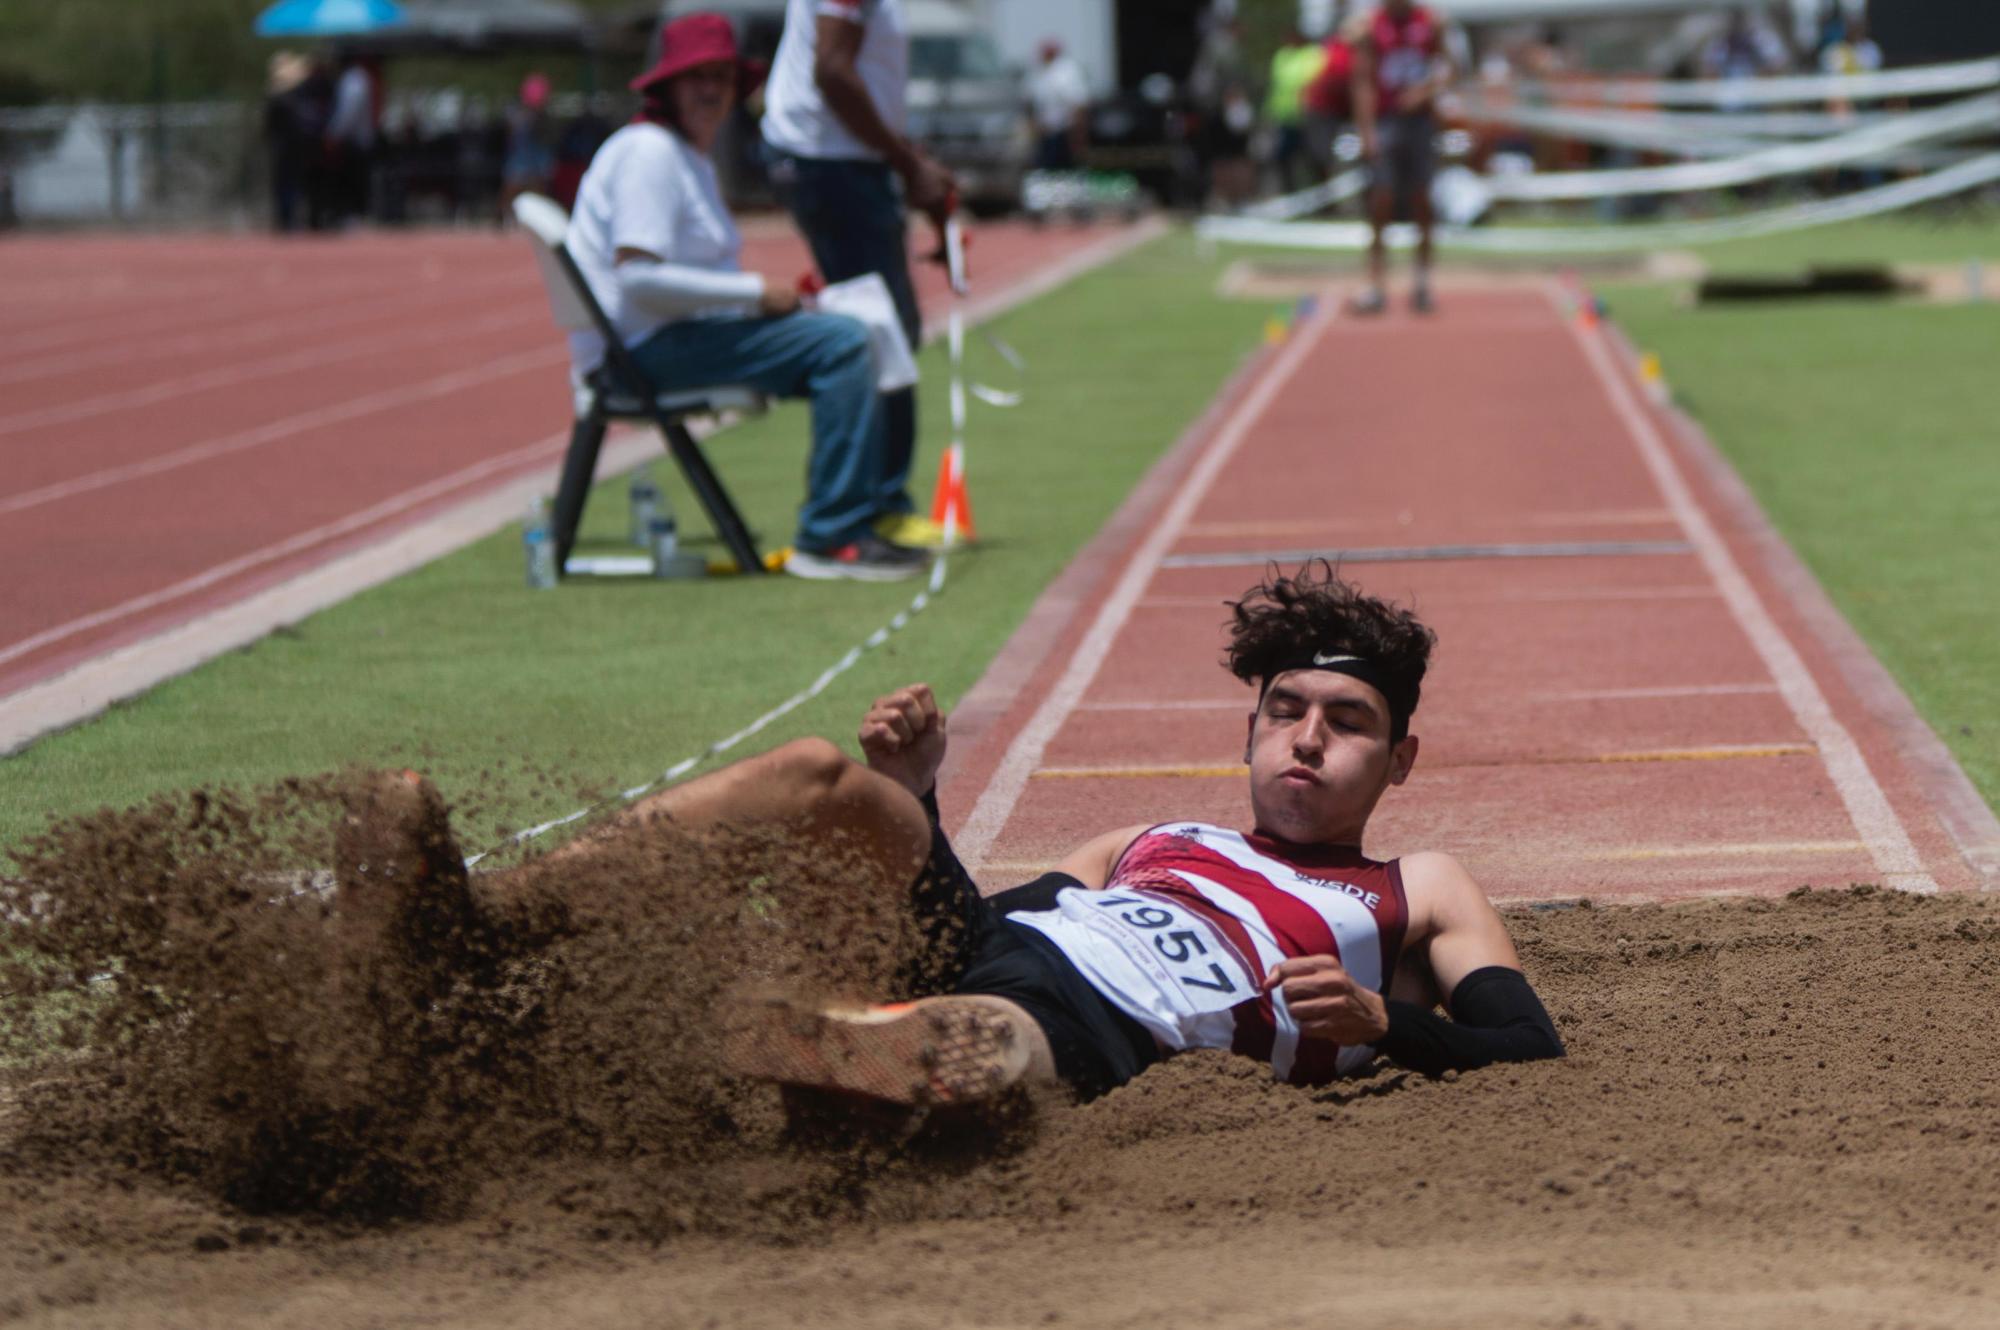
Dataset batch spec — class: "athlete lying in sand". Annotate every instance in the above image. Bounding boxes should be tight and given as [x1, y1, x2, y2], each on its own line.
[346, 562, 1561, 1109]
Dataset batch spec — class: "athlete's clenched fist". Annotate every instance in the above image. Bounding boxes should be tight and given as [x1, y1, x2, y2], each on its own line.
[858, 682, 947, 799]
[1262, 955, 1390, 1045]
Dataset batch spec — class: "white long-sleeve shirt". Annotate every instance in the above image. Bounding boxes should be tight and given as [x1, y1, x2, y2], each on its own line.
[563, 121, 765, 376]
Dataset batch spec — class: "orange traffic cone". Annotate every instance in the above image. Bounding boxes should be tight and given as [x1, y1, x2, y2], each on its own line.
[929, 442, 976, 545]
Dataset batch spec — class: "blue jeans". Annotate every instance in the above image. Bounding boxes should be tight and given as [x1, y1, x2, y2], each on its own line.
[768, 152, 920, 516]
[628, 312, 887, 553]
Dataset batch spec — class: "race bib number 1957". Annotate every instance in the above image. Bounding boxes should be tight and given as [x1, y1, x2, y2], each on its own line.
[1085, 892, 1251, 1014]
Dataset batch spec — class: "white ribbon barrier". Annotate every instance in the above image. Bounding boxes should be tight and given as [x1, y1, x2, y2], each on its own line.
[1241, 168, 1373, 221]
[1479, 93, 2000, 202]
[1196, 151, 2000, 255]
[1511, 54, 2000, 110]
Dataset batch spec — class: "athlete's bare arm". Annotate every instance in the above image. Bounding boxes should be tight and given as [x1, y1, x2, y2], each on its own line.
[1397, 850, 1522, 994]
[1261, 851, 1524, 1047]
[1049, 824, 1150, 889]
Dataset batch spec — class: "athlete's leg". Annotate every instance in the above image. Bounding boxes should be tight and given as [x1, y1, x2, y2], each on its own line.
[1411, 184, 1435, 312]
[722, 990, 1058, 1109]
[548, 737, 931, 896]
[1358, 185, 1392, 313]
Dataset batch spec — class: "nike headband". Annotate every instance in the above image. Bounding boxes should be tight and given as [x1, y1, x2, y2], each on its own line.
[1258, 652, 1416, 735]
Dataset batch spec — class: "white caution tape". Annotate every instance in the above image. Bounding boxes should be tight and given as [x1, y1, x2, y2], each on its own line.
[1196, 151, 2000, 255]
[1480, 93, 2000, 201]
[1513, 54, 2000, 109]
[1242, 168, 1372, 221]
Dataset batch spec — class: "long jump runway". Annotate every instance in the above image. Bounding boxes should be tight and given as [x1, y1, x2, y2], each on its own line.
[939, 280, 1994, 903]
[0, 220, 1142, 730]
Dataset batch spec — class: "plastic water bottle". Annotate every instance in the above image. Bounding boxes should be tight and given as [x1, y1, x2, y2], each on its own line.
[629, 475, 660, 546]
[1968, 259, 1985, 303]
[523, 496, 557, 589]
[648, 512, 680, 576]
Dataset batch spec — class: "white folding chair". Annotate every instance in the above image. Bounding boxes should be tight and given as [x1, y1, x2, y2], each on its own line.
[512, 192, 769, 577]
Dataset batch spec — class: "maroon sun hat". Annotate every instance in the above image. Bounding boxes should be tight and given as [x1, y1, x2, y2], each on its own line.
[630, 14, 767, 97]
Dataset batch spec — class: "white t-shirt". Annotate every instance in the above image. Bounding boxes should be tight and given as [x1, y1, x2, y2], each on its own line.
[563, 121, 760, 375]
[1027, 54, 1090, 135]
[762, 0, 908, 161]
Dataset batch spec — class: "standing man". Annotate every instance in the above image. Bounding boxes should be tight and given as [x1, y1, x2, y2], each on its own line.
[1264, 29, 1327, 195]
[1351, 1, 1454, 315]
[762, 0, 957, 551]
[1025, 39, 1091, 173]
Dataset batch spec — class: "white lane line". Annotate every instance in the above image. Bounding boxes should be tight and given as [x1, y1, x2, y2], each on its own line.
[0, 268, 535, 388]
[0, 345, 566, 517]
[1529, 682, 1780, 701]
[0, 305, 542, 437]
[0, 428, 573, 671]
[0, 430, 659, 756]
[954, 301, 1335, 871]
[1556, 282, 1937, 893]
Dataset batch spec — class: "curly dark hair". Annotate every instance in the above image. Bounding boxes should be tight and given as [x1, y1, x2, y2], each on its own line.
[1224, 561, 1436, 742]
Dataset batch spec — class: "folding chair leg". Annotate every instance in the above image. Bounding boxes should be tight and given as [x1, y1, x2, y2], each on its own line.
[551, 410, 607, 574]
[657, 417, 766, 576]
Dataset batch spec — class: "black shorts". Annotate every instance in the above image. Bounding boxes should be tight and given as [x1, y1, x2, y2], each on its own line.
[912, 820, 1159, 1100]
[1371, 111, 1437, 208]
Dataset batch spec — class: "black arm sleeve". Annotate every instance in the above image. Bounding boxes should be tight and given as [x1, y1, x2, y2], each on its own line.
[1374, 965, 1565, 1077]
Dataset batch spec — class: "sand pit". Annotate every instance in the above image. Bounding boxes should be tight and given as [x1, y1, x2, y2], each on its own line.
[4, 783, 1998, 1329]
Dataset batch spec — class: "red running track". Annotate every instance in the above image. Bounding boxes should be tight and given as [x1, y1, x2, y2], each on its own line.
[935, 279, 1989, 903]
[0, 220, 1117, 702]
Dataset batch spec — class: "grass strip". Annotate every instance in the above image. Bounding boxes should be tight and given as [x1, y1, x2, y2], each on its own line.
[0, 230, 1272, 853]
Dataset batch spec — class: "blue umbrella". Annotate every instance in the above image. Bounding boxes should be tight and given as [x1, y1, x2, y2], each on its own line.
[254, 0, 407, 38]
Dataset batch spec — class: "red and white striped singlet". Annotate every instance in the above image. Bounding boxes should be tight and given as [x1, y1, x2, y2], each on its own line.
[1010, 823, 1409, 1085]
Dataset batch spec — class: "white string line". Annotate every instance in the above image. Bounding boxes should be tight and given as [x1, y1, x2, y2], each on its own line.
[462, 552, 949, 868]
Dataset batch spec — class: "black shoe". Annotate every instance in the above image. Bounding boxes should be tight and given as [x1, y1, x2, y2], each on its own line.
[1412, 286, 1436, 315]
[786, 532, 932, 583]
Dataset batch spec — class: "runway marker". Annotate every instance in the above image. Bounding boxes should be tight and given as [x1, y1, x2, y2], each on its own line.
[1556, 281, 1937, 893]
[1159, 539, 1692, 569]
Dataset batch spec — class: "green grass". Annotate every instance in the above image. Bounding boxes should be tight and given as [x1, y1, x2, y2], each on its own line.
[0, 231, 1273, 855]
[1603, 268, 2000, 811]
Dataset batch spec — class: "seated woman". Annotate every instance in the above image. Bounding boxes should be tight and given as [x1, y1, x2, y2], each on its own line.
[566, 13, 928, 582]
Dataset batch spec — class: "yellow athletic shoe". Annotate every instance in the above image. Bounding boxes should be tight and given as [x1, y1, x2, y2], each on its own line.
[872, 513, 958, 550]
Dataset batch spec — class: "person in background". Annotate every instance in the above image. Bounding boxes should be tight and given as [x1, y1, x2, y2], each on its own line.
[324, 50, 381, 226]
[502, 72, 557, 216]
[1025, 38, 1091, 173]
[762, 0, 957, 553]
[1351, 0, 1455, 315]
[568, 14, 928, 581]
[1190, 13, 1256, 211]
[551, 94, 616, 212]
[1301, 10, 1357, 186]
[1265, 28, 1328, 195]
[262, 51, 319, 233]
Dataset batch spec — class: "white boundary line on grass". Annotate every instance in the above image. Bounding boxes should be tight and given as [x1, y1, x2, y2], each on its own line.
[1555, 281, 1938, 895]
[952, 298, 1336, 872]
